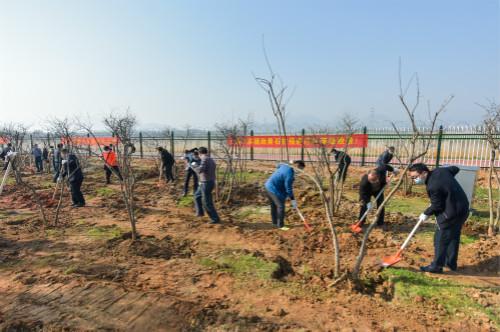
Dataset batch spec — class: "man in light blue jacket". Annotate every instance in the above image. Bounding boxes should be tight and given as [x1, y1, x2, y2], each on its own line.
[265, 160, 305, 230]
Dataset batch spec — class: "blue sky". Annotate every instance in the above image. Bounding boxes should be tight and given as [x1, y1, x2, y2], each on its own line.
[0, 0, 498, 131]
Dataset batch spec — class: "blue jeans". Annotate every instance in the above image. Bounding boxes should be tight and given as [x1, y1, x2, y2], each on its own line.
[35, 156, 43, 172]
[266, 190, 285, 228]
[194, 181, 220, 222]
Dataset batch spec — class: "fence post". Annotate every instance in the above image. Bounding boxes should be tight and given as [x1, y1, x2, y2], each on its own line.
[361, 126, 367, 166]
[139, 132, 144, 159]
[300, 129, 305, 161]
[207, 131, 211, 156]
[86, 133, 91, 156]
[435, 125, 444, 167]
[47, 132, 51, 147]
[30, 134, 33, 150]
[250, 130, 254, 161]
[170, 131, 175, 157]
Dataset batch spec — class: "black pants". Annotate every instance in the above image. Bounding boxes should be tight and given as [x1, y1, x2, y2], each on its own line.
[53, 163, 61, 183]
[432, 217, 466, 270]
[266, 190, 285, 228]
[163, 164, 174, 182]
[69, 178, 85, 206]
[194, 180, 219, 222]
[105, 165, 123, 184]
[35, 157, 43, 172]
[359, 190, 385, 226]
[183, 168, 199, 194]
[338, 163, 350, 182]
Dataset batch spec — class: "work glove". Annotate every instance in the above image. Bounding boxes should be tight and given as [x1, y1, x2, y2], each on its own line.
[291, 200, 298, 209]
[62, 160, 68, 165]
[366, 202, 373, 210]
[191, 162, 197, 167]
[392, 168, 400, 175]
[57, 176, 62, 182]
[419, 213, 429, 222]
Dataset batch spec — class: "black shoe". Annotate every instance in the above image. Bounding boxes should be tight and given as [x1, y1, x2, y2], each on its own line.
[209, 220, 220, 224]
[420, 265, 443, 274]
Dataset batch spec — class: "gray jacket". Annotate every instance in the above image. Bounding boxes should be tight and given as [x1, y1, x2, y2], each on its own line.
[194, 155, 216, 182]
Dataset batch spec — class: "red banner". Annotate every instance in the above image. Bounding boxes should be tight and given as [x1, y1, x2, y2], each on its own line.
[228, 134, 368, 148]
[63, 137, 119, 147]
[0, 138, 8, 144]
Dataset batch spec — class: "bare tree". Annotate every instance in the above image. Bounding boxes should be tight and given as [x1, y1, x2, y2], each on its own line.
[0, 124, 49, 231]
[479, 101, 500, 236]
[254, 37, 294, 161]
[214, 119, 251, 203]
[351, 62, 453, 279]
[103, 111, 139, 240]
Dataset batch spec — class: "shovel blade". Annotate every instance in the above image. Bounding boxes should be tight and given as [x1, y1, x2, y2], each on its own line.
[303, 222, 313, 232]
[350, 223, 363, 234]
[381, 252, 403, 268]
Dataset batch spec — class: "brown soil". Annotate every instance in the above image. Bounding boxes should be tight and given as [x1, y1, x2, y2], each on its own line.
[0, 160, 498, 331]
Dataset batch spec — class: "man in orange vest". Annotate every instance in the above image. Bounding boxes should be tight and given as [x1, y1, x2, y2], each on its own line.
[102, 145, 123, 184]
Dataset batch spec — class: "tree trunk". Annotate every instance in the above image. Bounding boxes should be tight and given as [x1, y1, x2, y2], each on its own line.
[488, 149, 495, 236]
[352, 167, 408, 278]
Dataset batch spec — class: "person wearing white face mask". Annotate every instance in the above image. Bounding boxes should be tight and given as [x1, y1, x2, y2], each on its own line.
[408, 163, 469, 273]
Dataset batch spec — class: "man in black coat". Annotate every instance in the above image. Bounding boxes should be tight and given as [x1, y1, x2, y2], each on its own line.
[157, 147, 175, 183]
[331, 148, 351, 182]
[61, 148, 85, 207]
[409, 163, 469, 273]
[358, 164, 396, 228]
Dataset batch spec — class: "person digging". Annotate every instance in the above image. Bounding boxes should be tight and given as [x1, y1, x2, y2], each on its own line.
[264, 160, 305, 231]
[60, 148, 85, 208]
[190, 147, 220, 224]
[102, 145, 123, 184]
[356, 164, 398, 232]
[408, 163, 469, 273]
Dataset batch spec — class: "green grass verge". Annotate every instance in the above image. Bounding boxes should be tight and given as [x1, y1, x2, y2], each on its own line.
[382, 268, 499, 327]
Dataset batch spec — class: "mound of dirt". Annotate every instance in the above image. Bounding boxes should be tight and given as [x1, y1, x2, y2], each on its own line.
[114, 235, 194, 260]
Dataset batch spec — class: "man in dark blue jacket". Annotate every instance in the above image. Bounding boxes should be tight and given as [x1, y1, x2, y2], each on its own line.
[61, 148, 85, 207]
[265, 160, 305, 230]
[376, 146, 399, 174]
[409, 163, 469, 273]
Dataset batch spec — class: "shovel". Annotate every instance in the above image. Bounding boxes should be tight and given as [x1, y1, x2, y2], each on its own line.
[381, 216, 426, 267]
[350, 184, 387, 234]
[295, 207, 313, 232]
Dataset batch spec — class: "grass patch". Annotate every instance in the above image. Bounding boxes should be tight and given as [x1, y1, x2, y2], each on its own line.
[197, 253, 278, 280]
[235, 206, 269, 220]
[382, 268, 499, 327]
[385, 196, 429, 215]
[460, 234, 478, 245]
[177, 194, 194, 207]
[87, 225, 123, 240]
[95, 187, 117, 198]
[63, 265, 78, 275]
